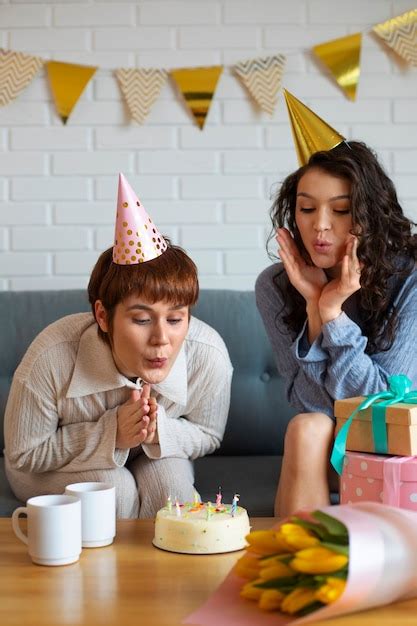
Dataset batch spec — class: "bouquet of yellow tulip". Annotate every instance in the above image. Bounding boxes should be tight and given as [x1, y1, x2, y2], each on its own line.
[235, 511, 348, 617]
[185, 502, 417, 626]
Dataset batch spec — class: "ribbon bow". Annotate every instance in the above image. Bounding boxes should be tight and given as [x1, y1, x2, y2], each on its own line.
[331, 375, 417, 475]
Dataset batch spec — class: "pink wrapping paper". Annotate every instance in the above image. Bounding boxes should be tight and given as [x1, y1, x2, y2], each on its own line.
[341, 452, 417, 509]
[184, 502, 417, 625]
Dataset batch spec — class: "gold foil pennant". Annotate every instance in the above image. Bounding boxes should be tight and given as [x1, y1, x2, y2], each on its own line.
[313, 33, 362, 101]
[47, 61, 97, 124]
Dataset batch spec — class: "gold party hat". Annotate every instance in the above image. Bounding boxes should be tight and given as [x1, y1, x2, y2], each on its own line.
[283, 89, 345, 166]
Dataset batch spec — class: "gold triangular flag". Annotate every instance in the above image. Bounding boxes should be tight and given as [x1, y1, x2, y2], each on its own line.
[170, 66, 223, 130]
[283, 89, 345, 166]
[0, 49, 44, 107]
[115, 68, 168, 124]
[233, 54, 286, 115]
[313, 33, 362, 101]
[46, 61, 97, 124]
[373, 9, 417, 66]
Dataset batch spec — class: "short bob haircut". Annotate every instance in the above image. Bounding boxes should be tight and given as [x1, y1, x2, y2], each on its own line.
[88, 238, 199, 343]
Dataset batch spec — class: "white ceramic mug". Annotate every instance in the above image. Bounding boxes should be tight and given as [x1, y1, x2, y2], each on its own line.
[12, 494, 82, 566]
[65, 482, 116, 548]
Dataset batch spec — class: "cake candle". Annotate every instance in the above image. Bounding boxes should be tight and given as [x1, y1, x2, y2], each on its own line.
[206, 501, 213, 520]
[175, 499, 181, 517]
[193, 490, 200, 505]
[166, 495, 172, 513]
[231, 493, 240, 517]
[216, 486, 222, 507]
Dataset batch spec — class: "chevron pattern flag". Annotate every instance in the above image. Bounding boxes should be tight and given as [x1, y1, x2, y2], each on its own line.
[373, 9, 417, 66]
[0, 49, 44, 107]
[115, 68, 168, 124]
[233, 54, 286, 115]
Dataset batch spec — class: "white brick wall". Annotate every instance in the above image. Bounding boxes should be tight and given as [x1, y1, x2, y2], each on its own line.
[0, 0, 416, 291]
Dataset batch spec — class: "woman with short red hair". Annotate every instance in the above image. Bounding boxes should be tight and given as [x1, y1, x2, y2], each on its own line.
[4, 175, 233, 518]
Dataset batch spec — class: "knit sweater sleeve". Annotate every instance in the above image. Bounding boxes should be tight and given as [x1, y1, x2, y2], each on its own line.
[4, 351, 128, 473]
[255, 264, 333, 415]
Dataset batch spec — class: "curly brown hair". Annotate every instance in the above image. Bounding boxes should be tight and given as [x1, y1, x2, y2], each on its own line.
[268, 141, 417, 354]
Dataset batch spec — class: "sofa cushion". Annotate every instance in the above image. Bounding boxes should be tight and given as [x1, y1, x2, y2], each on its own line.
[193, 291, 295, 455]
[0, 289, 91, 450]
[1, 289, 295, 456]
[0, 457, 22, 515]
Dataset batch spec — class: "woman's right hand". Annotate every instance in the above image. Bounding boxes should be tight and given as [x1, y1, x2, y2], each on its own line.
[276, 228, 328, 304]
[116, 385, 151, 449]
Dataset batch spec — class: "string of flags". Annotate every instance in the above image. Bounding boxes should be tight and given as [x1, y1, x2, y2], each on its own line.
[0, 9, 415, 128]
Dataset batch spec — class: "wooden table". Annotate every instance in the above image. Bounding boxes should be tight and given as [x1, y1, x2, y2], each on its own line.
[1, 517, 417, 626]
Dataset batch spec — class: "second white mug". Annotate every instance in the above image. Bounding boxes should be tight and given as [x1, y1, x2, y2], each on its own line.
[65, 482, 116, 548]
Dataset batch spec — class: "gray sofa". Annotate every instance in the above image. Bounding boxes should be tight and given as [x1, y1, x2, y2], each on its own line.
[0, 288, 297, 517]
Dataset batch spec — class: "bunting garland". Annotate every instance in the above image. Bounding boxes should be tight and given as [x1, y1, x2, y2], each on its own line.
[47, 61, 97, 124]
[115, 68, 168, 124]
[312, 33, 362, 101]
[373, 9, 417, 66]
[233, 54, 286, 115]
[170, 66, 223, 130]
[0, 7, 415, 128]
[0, 50, 43, 107]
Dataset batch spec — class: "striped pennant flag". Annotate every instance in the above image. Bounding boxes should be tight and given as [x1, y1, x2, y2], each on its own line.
[373, 9, 417, 66]
[0, 49, 44, 107]
[233, 54, 286, 115]
[115, 68, 168, 124]
[170, 66, 223, 130]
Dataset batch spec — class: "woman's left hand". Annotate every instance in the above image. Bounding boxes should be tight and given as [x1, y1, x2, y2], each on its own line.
[143, 395, 159, 444]
[319, 237, 362, 323]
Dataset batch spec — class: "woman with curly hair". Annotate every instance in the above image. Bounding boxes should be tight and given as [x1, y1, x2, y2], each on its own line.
[255, 141, 417, 517]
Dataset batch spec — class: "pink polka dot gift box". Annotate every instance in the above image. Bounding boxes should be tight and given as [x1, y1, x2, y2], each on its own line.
[335, 396, 417, 456]
[340, 451, 417, 510]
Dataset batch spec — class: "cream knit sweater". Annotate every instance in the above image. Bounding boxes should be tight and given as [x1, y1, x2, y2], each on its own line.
[4, 312, 233, 475]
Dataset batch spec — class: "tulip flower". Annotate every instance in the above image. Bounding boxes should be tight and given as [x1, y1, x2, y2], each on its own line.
[259, 562, 295, 580]
[260, 553, 293, 567]
[258, 589, 285, 611]
[233, 554, 261, 580]
[276, 523, 321, 550]
[245, 530, 288, 555]
[315, 577, 347, 604]
[290, 547, 348, 574]
[237, 511, 349, 620]
[280, 588, 318, 614]
[240, 580, 263, 601]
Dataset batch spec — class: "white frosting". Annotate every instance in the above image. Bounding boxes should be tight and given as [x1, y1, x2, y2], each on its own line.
[153, 502, 251, 554]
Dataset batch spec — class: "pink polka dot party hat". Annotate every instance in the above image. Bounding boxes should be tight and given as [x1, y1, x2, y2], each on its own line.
[113, 173, 167, 265]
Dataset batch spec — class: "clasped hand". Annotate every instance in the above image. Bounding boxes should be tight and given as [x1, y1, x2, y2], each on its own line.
[116, 383, 158, 449]
[277, 228, 362, 323]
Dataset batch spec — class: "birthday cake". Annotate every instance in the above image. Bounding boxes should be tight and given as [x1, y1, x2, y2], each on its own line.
[153, 498, 251, 554]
